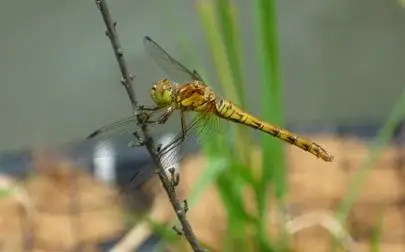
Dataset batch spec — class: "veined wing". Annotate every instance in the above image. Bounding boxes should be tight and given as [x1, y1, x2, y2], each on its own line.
[156, 106, 226, 168]
[143, 36, 204, 83]
[86, 115, 138, 139]
[86, 109, 165, 141]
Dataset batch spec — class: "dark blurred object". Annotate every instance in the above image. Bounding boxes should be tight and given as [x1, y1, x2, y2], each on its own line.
[0, 133, 176, 252]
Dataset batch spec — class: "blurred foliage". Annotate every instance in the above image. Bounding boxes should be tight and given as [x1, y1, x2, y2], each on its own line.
[196, 0, 284, 251]
[0, 188, 12, 198]
[140, 0, 405, 251]
[336, 88, 405, 222]
[369, 211, 384, 252]
[145, 0, 290, 251]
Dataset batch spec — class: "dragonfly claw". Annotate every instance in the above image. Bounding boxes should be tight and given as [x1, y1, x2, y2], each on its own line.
[156, 143, 162, 152]
[183, 199, 189, 213]
[128, 132, 144, 147]
[167, 167, 179, 187]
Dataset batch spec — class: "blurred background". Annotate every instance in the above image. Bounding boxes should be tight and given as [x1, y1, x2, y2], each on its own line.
[0, 0, 404, 151]
[0, 0, 405, 251]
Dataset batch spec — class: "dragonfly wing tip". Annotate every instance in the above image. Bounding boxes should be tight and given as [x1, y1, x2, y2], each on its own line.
[86, 130, 100, 139]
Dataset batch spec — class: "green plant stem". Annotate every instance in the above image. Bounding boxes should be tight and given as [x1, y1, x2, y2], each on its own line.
[254, 0, 285, 250]
[336, 87, 405, 222]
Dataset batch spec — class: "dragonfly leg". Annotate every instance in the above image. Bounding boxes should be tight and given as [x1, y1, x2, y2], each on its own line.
[146, 106, 175, 125]
[180, 110, 186, 142]
[128, 131, 144, 147]
[156, 110, 187, 157]
[167, 167, 179, 187]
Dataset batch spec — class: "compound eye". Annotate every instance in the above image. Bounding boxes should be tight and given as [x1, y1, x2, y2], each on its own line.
[152, 85, 157, 90]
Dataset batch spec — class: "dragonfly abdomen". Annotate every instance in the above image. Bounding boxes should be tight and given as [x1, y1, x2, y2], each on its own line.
[215, 99, 334, 162]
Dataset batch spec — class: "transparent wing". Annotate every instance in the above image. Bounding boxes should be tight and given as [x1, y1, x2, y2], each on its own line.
[143, 36, 204, 83]
[86, 115, 138, 140]
[156, 106, 226, 168]
[85, 109, 165, 141]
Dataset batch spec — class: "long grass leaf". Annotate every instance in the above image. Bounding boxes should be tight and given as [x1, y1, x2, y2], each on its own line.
[214, 0, 252, 164]
[255, 0, 285, 198]
[196, 0, 248, 162]
[336, 87, 405, 221]
[254, 0, 285, 249]
[215, 0, 245, 106]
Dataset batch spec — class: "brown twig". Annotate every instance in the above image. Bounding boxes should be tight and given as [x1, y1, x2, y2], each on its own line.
[93, 1, 205, 251]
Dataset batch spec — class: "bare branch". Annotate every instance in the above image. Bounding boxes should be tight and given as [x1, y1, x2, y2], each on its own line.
[95, 0, 136, 110]
[93, 1, 205, 251]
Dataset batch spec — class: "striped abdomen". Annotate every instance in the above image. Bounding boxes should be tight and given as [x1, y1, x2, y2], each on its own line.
[215, 98, 334, 162]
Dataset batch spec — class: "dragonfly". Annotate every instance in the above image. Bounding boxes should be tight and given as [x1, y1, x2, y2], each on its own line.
[87, 36, 334, 163]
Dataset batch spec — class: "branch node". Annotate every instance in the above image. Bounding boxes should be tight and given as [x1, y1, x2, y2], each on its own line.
[172, 225, 183, 236]
[116, 48, 124, 57]
[105, 30, 112, 38]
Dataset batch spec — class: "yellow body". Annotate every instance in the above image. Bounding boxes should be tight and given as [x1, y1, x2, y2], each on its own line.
[150, 79, 333, 162]
[215, 99, 333, 162]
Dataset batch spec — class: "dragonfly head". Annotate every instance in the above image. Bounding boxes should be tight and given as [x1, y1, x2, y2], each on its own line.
[150, 79, 175, 107]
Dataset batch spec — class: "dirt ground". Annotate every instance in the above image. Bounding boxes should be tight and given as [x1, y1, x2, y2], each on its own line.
[0, 135, 404, 251]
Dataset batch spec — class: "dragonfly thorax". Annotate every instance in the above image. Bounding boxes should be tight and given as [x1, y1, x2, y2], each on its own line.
[150, 79, 177, 107]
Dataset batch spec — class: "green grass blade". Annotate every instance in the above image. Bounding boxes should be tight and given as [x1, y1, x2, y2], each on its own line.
[255, 0, 285, 198]
[187, 156, 228, 207]
[216, 168, 254, 252]
[213, 0, 252, 164]
[196, 0, 249, 162]
[215, 0, 245, 107]
[160, 1, 225, 159]
[336, 87, 405, 221]
[254, 0, 285, 249]
[196, 0, 239, 104]
[369, 210, 383, 252]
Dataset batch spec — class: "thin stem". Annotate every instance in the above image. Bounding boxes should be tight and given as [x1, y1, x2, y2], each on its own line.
[95, 0, 137, 110]
[94, 1, 205, 251]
